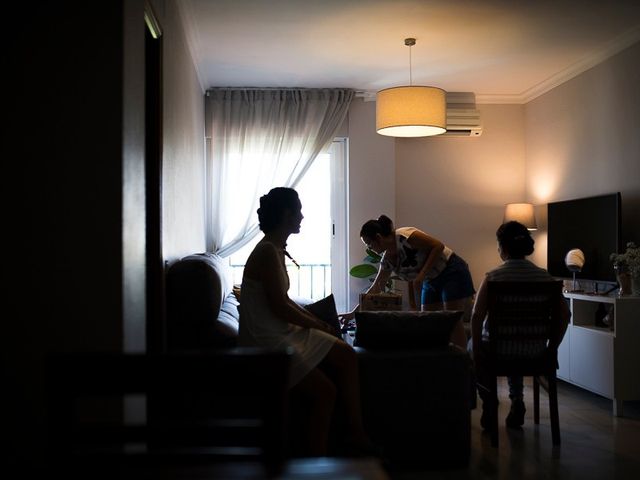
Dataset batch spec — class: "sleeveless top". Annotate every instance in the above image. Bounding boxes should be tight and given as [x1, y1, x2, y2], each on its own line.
[238, 241, 337, 387]
[381, 227, 453, 281]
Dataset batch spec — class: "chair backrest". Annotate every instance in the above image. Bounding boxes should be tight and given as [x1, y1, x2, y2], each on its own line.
[486, 281, 563, 369]
[46, 349, 291, 472]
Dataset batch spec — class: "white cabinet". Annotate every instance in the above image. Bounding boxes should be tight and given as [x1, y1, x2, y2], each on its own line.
[558, 293, 640, 416]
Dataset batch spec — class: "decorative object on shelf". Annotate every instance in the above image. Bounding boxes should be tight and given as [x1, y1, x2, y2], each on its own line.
[565, 248, 585, 292]
[614, 265, 632, 296]
[376, 38, 446, 137]
[602, 304, 614, 331]
[610, 242, 640, 296]
[594, 303, 608, 328]
[503, 203, 537, 231]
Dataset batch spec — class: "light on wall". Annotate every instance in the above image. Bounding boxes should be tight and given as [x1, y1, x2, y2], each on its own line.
[376, 38, 446, 138]
[503, 203, 537, 231]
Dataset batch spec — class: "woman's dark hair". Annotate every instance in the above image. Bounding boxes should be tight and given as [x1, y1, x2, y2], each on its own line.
[257, 187, 300, 233]
[496, 221, 535, 258]
[360, 214, 394, 239]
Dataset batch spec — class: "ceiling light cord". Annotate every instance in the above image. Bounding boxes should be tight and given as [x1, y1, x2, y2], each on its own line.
[409, 44, 412, 85]
[405, 37, 416, 86]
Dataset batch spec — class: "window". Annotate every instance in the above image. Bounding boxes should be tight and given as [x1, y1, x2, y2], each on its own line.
[228, 139, 348, 310]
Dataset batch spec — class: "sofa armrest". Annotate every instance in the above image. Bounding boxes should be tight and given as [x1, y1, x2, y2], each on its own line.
[166, 253, 238, 350]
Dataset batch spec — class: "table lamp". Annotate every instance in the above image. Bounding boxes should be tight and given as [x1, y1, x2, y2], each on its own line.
[503, 203, 537, 231]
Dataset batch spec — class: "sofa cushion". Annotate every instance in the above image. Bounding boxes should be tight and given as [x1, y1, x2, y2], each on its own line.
[354, 310, 463, 350]
[303, 294, 341, 337]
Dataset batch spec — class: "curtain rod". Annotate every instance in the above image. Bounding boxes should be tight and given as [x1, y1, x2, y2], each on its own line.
[205, 87, 353, 96]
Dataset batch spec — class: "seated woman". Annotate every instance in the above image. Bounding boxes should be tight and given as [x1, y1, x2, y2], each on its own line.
[239, 187, 373, 457]
[470, 221, 570, 429]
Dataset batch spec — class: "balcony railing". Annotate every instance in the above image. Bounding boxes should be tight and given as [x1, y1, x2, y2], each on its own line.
[229, 262, 331, 301]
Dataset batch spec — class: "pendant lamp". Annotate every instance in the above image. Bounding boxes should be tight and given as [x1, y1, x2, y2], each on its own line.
[376, 38, 446, 137]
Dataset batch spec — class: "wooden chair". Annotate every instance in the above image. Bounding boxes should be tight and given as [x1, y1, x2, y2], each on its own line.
[477, 281, 564, 447]
[46, 348, 292, 475]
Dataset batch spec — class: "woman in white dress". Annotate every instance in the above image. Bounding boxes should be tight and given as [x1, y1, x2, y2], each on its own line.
[239, 187, 373, 457]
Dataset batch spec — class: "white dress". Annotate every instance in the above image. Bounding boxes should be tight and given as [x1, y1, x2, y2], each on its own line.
[238, 242, 337, 387]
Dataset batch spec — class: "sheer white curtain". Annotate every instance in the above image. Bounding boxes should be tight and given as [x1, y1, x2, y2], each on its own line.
[205, 88, 353, 257]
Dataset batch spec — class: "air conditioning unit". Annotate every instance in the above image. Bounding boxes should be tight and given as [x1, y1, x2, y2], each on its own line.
[443, 92, 482, 137]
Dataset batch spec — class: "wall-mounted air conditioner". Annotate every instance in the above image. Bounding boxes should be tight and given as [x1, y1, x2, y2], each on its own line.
[443, 92, 482, 137]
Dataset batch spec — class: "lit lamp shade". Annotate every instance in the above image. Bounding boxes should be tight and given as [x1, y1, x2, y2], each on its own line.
[503, 203, 537, 230]
[565, 248, 585, 272]
[376, 86, 446, 137]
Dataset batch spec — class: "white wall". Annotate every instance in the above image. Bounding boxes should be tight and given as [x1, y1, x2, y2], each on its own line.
[346, 99, 395, 309]
[160, 0, 207, 263]
[394, 104, 527, 291]
[524, 41, 640, 268]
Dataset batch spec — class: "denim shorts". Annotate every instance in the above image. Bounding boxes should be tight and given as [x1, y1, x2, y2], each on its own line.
[421, 253, 475, 304]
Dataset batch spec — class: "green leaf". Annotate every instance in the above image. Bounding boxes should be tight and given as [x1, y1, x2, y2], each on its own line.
[365, 248, 382, 262]
[349, 264, 379, 278]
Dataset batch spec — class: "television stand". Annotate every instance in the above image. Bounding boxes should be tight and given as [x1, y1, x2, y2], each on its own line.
[558, 292, 640, 416]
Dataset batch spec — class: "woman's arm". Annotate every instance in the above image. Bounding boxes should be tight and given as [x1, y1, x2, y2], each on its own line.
[406, 230, 445, 283]
[551, 293, 571, 348]
[368, 266, 392, 295]
[470, 278, 488, 360]
[339, 267, 392, 321]
[288, 297, 338, 335]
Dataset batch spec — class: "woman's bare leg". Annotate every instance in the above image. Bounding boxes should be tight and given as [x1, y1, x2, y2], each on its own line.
[291, 367, 336, 456]
[444, 297, 473, 349]
[422, 302, 444, 311]
[319, 341, 371, 447]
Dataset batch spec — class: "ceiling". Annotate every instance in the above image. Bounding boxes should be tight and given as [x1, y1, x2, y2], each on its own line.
[177, 0, 640, 103]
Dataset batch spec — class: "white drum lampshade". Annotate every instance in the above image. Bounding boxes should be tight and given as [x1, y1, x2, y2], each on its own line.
[376, 86, 446, 137]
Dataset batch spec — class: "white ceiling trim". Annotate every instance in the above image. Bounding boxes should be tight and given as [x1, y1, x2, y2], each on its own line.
[519, 26, 640, 104]
[479, 26, 640, 105]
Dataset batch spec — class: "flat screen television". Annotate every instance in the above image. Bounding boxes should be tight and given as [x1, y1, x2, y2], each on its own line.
[547, 192, 622, 283]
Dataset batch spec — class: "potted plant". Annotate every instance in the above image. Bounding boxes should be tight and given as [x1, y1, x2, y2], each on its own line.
[349, 248, 398, 292]
[610, 242, 640, 296]
[349, 247, 381, 282]
[349, 248, 402, 312]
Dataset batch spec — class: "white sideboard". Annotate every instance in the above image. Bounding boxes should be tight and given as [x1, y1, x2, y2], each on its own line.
[558, 292, 640, 416]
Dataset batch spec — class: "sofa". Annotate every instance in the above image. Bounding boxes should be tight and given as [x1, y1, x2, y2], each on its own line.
[166, 252, 471, 469]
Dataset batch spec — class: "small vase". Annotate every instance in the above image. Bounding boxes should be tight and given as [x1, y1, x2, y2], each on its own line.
[616, 271, 632, 296]
[615, 265, 631, 296]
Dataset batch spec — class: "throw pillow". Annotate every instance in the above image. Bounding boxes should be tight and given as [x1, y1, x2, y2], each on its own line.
[354, 310, 463, 350]
[304, 294, 341, 338]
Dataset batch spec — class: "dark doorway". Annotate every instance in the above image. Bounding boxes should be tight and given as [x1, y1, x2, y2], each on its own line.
[145, 6, 164, 353]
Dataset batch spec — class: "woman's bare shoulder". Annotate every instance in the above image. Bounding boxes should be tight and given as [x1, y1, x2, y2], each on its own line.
[244, 241, 281, 279]
[250, 240, 280, 258]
